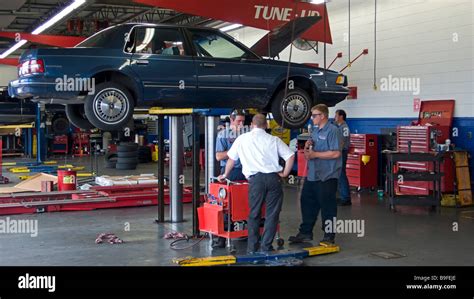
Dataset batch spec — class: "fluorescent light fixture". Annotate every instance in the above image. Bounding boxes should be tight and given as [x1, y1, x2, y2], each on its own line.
[310, 0, 326, 4]
[0, 0, 86, 58]
[220, 24, 243, 32]
[32, 0, 86, 34]
[0, 40, 27, 59]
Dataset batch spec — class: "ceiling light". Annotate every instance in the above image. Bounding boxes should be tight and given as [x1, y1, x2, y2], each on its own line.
[309, 0, 327, 4]
[0, 0, 86, 59]
[220, 24, 243, 32]
[0, 40, 27, 59]
[32, 0, 86, 34]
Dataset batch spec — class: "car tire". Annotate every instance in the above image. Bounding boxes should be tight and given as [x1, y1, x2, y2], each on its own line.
[118, 151, 138, 158]
[51, 116, 70, 135]
[271, 87, 312, 129]
[117, 157, 138, 164]
[84, 82, 135, 131]
[116, 162, 137, 170]
[105, 152, 118, 160]
[65, 104, 95, 130]
[105, 159, 117, 168]
[117, 142, 138, 152]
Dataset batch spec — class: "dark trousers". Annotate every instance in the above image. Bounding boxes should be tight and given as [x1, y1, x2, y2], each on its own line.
[299, 179, 338, 240]
[338, 150, 351, 201]
[220, 167, 246, 181]
[248, 173, 283, 252]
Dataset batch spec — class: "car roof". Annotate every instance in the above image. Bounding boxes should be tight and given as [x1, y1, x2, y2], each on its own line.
[115, 22, 220, 31]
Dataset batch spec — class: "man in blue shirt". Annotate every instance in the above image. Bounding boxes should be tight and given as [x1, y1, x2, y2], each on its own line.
[335, 109, 352, 206]
[216, 110, 246, 181]
[289, 104, 343, 245]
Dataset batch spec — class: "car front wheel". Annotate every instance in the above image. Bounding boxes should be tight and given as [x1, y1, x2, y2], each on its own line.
[84, 82, 134, 131]
[271, 87, 312, 129]
[65, 104, 94, 130]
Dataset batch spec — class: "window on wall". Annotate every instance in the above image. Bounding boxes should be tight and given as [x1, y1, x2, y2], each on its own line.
[131, 27, 186, 56]
[189, 29, 258, 60]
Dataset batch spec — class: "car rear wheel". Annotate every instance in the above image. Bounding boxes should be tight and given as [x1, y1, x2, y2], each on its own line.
[84, 82, 134, 131]
[271, 87, 312, 129]
[65, 104, 94, 130]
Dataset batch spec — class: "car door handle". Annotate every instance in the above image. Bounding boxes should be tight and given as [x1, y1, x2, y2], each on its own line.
[136, 59, 149, 65]
[201, 63, 216, 68]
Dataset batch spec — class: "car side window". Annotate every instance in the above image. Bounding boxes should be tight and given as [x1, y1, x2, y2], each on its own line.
[189, 29, 257, 60]
[132, 27, 187, 56]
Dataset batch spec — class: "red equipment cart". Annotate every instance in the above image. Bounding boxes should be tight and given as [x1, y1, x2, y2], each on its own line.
[198, 179, 284, 253]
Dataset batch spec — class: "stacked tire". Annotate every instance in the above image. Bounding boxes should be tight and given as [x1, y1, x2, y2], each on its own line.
[116, 142, 139, 170]
[105, 153, 118, 169]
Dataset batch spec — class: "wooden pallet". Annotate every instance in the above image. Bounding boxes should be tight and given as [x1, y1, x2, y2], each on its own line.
[453, 151, 472, 206]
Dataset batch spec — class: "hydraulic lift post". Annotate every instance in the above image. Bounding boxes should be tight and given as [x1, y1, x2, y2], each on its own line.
[204, 116, 219, 193]
[35, 103, 46, 163]
[156, 115, 165, 223]
[169, 116, 184, 223]
[192, 114, 200, 237]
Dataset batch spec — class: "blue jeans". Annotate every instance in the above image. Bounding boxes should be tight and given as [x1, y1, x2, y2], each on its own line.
[298, 179, 338, 240]
[338, 150, 351, 202]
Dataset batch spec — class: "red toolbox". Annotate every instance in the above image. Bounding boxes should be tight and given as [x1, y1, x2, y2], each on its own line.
[346, 134, 378, 189]
[396, 100, 455, 195]
[52, 135, 68, 154]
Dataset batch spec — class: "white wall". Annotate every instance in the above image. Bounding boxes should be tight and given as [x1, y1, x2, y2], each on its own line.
[231, 0, 474, 118]
[0, 64, 18, 87]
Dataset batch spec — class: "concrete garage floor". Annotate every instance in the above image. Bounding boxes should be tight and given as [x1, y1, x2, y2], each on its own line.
[0, 156, 473, 266]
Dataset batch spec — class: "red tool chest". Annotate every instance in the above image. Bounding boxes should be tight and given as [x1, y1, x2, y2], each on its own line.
[52, 135, 68, 154]
[346, 134, 378, 189]
[396, 100, 455, 195]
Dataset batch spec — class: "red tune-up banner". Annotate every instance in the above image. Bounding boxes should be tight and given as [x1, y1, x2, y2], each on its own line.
[0, 32, 85, 48]
[134, 0, 332, 44]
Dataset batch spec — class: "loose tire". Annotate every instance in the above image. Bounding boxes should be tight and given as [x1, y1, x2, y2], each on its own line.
[51, 116, 69, 135]
[271, 87, 312, 129]
[105, 160, 117, 168]
[84, 82, 135, 131]
[117, 142, 138, 152]
[117, 157, 138, 164]
[118, 151, 138, 158]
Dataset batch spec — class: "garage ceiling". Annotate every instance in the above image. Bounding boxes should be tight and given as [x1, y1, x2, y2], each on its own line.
[0, 0, 225, 56]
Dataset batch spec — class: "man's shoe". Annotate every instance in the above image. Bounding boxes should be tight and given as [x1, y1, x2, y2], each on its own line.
[337, 200, 352, 206]
[319, 236, 335, 246]
[259, 246, 276, 254]
[288, 233, 313, 243]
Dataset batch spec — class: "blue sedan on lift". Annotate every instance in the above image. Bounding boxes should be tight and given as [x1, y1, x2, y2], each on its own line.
[8, 23, 348, 131]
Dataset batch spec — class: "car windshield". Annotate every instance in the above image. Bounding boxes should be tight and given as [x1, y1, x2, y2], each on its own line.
[190, 29, 257, 59]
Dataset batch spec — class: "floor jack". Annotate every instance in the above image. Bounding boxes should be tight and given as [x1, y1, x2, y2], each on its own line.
[198, 178, 285, 254]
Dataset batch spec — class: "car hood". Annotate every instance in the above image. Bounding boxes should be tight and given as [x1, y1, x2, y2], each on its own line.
[261, 58, 339, 74]
[250, 16, 321, 58]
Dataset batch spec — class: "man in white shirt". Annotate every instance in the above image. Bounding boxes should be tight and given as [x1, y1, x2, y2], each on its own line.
[218, 114, 295, 254]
